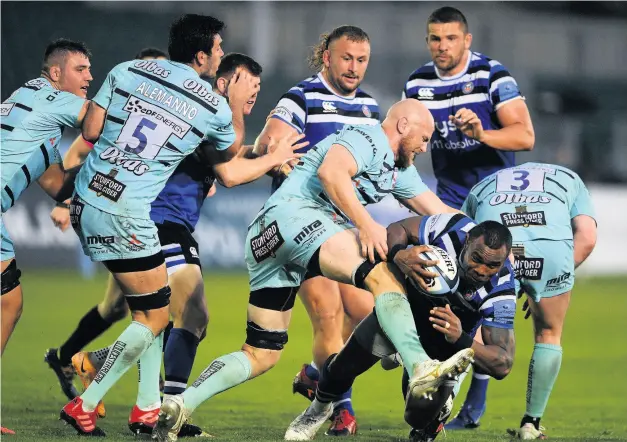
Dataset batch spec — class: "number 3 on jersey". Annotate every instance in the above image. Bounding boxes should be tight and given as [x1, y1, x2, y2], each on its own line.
[117, 96, 193, 160]
[496, 167, 556, 193]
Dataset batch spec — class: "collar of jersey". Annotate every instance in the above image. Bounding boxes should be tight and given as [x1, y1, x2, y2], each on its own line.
[36, 77, 53, 88]
[169, 61, 208, 82]
[434, 49, 473, 82]
[316, 72, 357, 100]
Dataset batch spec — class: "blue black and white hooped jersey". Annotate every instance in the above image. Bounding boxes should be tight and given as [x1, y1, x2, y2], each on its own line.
[1, 77, 86, 213]
[271, 72, 380, 151]
[416, 213, 517, 330]
[75, 59, 235, 220]
[403, 51, 524, 209]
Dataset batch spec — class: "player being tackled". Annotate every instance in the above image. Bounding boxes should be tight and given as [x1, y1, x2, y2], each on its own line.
[285, 214, 517, 442]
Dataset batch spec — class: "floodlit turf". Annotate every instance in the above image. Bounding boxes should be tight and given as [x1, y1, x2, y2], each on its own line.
[1, 272, 626, 441]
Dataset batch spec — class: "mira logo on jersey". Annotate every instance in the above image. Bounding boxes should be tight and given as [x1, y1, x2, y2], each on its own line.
[250, 221, 284, 263]
[500, 206, 546, 228]
[88, 171, 126, 202]
[545, 272, 572, 292]
[293, 220, 326, 247]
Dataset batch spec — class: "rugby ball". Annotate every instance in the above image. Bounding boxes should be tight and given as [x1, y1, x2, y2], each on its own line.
[409, 245, 459, 297]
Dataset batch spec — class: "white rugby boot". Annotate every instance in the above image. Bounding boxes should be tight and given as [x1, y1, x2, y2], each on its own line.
[406, 348, 474, 409]
[507, 423, 547, 440]
[284, 399, 334, 441]
[151, 395, 189, 442]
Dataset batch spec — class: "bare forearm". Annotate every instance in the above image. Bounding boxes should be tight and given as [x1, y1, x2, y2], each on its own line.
[230, 107, 246, 152]
[470, 340, 513, 379]
[214, 154, 279, 188]
[480, 122, 534, 151]
[573, 232, 595, 269]
[320, 172, 374, 228]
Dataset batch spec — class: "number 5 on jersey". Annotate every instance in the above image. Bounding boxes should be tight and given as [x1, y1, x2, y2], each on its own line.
[118, 97, 192, 160]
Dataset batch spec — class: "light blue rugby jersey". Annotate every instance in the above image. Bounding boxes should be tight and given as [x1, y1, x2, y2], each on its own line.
[403, 51, 524, 208]
[1, 78, 86, 213]
[263, 124, 428, 217]
[462, 162, 596, 242]
[75, 59, 235, 219]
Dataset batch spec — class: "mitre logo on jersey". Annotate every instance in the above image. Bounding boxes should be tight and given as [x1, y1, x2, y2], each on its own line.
[418, 88, 434, 99]
[322, 101, 337, 113]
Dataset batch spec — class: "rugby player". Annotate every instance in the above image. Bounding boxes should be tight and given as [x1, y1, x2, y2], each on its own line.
[253, 25, 380, 435]
[56, 14, 266, 436]
[151, 99, 472, 442]
[0, 39, 93, 434]
[285, 213, 516, 442]
[462, 163, 596, 439]
[46, 52, 280, 436]
[402, 7, 534, 428]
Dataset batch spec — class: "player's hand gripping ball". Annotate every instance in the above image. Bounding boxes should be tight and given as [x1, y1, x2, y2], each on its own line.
[411, 245, 459, 297]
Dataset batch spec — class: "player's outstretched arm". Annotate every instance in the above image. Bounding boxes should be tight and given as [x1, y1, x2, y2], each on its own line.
[212, 133, 307, 187]
[253, 117, 300, 177]
[318, 145, 388, 263]
[571, 214, 597, 268]
[81, 102, 106, 142]
[400, 191, 459, 215]
[37, 163, 83, 202]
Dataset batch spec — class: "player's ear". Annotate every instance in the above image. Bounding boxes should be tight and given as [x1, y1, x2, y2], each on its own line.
[49, 65, 61, 82]
[396, 116, 409, 135]
[464, 32, 473, 50]
[322, 49, 331, 69]
[215, 76, 228, 95]
[194, 51, 206, 67]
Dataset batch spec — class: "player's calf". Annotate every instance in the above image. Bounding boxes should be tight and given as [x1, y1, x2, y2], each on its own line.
[1, 259, 23, 355]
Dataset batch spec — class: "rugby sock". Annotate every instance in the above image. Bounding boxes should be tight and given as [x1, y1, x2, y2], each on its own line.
[59, 306, 113, 366]
[374, 292, 429, 371]
[332, 388, 355, 415]
[525, 343, 562, 418]
[136, 331, 163, 410]
[459, 371, 490, 419]
[162, 321, 174, 351]
[181, 351, 252, 413]
[163, 328, 199, 396]
[81, 321, 155, 411]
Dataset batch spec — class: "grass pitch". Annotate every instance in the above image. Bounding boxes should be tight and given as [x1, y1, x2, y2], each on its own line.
[1, 272, 626, 441]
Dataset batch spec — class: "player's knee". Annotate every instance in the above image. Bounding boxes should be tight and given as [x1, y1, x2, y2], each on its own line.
[534, 328, 562, 345]
[99, 297, 129, 322]
[245, 320, 288, 352]
[1, 260, 22, 296]
[241, 344, 282, 375]
[353, 260, 404, 295]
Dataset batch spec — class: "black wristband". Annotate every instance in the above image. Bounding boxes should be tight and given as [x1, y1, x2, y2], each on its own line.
[55, 201, 70, 209]
[452, 331, 474, 352]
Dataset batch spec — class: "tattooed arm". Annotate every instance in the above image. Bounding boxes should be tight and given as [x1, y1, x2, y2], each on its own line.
[472, 325, 516, 380]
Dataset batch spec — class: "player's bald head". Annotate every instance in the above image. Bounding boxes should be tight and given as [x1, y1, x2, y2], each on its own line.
[386, 99, 435, 133]
[382, 99, 434, 168]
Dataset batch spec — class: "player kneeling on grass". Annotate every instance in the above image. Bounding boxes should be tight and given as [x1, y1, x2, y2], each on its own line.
[285, 214, 516, 441]
[151, 99, 473, 441]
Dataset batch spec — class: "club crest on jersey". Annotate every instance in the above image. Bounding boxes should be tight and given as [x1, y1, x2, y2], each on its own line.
[362, 104, 372, 118]
[462, 82, 474, 94]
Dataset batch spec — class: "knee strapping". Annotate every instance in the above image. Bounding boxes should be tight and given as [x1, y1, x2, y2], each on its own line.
[1, 260, 21, 295]
[125, 285, 171, 311]
[245, 320, 288, 350]
[351, 259, 382, 290]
